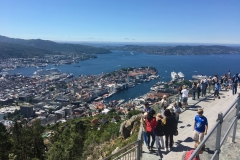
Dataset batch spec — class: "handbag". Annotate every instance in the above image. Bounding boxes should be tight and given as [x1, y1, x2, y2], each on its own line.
[174, 129, 178, 136]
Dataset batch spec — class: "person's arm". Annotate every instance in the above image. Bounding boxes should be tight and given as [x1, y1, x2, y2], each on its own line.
[193, 121, 196, 131]
[204, 125, 208, 135]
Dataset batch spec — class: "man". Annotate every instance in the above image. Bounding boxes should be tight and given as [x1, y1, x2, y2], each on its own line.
[143, 102, 152, 113]
[232, 73, 239, 95]
[173, 102, 181, 128]
[159, 95, 169, 114]
[193, 109, 208, 143]
[214, 82, 221, 100]
[181, 85, 189, 109]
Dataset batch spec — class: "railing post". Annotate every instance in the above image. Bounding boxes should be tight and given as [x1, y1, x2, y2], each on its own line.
[137, 139, 141, 160]
[215, 112, 223, 160]
[232, 93, 240, 142]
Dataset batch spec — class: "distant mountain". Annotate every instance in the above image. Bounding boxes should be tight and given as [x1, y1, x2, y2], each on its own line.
[0, 35, 112, 55]
[104, 45, 240, 55]
[0, 42, 58, 59]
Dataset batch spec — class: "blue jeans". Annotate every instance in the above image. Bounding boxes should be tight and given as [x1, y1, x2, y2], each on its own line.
[232, 83, 237, 95]
[147, 131, 155, 148]
[142, 131, 148, 146]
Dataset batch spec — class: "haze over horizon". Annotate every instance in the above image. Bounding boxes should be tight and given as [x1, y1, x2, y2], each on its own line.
[1, 0, 240, 44]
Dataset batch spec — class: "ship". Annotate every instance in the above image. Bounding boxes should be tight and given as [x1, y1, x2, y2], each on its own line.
[192, 75, 208, 80]
[171, 71, 179, 80]
[178, 72, 184, 79]
[34, 68, 61, 76]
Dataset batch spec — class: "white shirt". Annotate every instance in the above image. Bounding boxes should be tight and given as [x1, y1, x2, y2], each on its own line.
[181, 89, 189, 97]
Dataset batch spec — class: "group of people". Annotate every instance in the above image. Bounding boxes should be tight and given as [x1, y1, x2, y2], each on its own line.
[140, 100, 208, 159]
[139, 71, 239, 159]
[141, 101, 179, 153]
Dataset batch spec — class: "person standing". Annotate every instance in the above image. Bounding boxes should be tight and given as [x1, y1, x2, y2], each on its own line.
[160, 95, 168, 115]
[145, 110, 157, 151]
[181, 85, 189, 109]
[196, 80, 201, 99]
[162, 109, 177, 151]
[144, 102, 152, 113]
[228, 70, 231, 79]
[140, 112, 148, 146]
[192, 82, 197, 100]
[173, 102, 181, 128]
[193, 109, 208, 143]
[155, 113, 165, 151]
[238, 73, 240, 88]
[201, 79, 207, 97]
[178, 86, 183, 108]
[232, 73, 239, 95]
[214, 81, 221, 100]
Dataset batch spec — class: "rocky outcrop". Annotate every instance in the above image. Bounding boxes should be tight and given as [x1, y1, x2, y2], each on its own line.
[119, 114, 142, 139]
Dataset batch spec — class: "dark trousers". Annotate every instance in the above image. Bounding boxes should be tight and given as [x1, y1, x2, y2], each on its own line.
[147, 131, 155, 148]
[192, 92, 196, 100]
[197, 91, 200, 99]
[165, 133, 173, 148]
[232, 83, 237, 95]
[202, 88, 207, 96]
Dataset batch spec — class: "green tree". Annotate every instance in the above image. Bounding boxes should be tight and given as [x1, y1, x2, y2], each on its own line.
[0, 123, 12, 159]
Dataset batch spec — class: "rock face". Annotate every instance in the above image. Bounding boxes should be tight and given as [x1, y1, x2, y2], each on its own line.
[119, 114, 141, 139]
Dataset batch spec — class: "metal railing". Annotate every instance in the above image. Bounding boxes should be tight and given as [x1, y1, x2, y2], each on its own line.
[189, 93, 240, 160]
[104, 125, 143, 160]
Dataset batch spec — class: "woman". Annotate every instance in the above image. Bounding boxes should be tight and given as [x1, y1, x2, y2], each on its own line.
[192, 82, 197, 100]
[201, 79, 207, 97]
[178, 86, 183, 108]
[145, 110, 157, 151]
[197, 80, 201, 99]
[162, 109, 177, 151]
[140, 112, 148, 146]
[155, 113, 165, 150]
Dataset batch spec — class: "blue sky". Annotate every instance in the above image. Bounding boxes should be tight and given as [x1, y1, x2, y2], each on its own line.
[0, 0, 240, 44]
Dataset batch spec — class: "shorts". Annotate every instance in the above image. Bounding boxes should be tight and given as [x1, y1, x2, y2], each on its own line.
[182, 97, 188, 103]
[214, 90, 219, 96]
[193, 130, 204, 142]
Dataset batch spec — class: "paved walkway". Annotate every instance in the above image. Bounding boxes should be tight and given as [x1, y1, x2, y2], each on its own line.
[142, 89, 240, 160]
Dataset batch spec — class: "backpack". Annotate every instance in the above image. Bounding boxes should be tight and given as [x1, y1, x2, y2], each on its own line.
[183, 150, 200, 160]
[232, 76, 238, 83]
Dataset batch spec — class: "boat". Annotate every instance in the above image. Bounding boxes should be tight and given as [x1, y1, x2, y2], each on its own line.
[192, 75, 208, 80]
[34, 68, 61, 76]
[171, 71, 179, 80]
[67, 73, 74, 78]
[178, 72, 185, 79]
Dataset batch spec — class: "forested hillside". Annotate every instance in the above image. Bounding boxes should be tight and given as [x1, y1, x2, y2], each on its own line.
[0, 35, 112, 56]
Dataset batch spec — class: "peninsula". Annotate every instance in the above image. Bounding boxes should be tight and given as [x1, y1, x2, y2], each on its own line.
[104, 45, 240, 55]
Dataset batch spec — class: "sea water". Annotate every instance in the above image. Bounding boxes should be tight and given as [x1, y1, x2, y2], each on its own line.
[8, 51, 240, 101]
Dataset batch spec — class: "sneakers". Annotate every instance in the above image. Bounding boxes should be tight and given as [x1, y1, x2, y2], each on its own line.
[165, 148, 168, 152]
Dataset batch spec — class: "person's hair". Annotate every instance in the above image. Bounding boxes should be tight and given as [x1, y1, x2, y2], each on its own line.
[178, 86, 182, 91]
[147, 111, 153, 121]
[164, 109, 171, 117]
[182, 85, 186, 89]
[156, 113, 163, 120]
[197, 109, 203, 114]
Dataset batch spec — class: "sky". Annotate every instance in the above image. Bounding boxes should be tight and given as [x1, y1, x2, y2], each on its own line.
[0, 0, 240, 44]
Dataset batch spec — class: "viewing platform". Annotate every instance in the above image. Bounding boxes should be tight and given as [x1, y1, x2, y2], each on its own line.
[142, 89, 240, 160]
